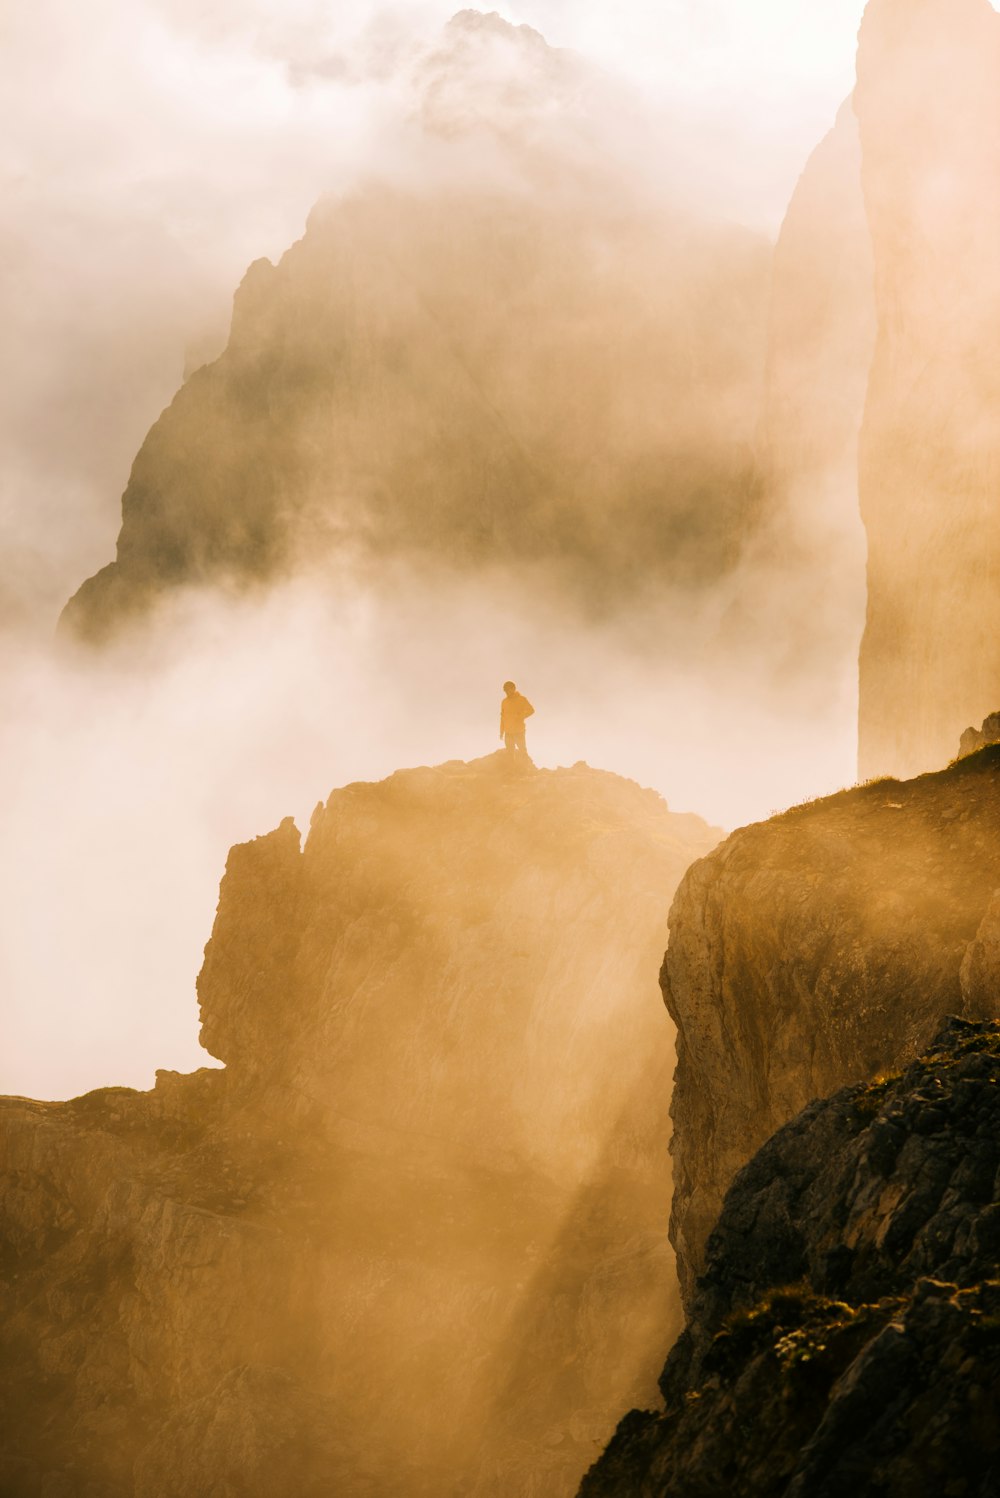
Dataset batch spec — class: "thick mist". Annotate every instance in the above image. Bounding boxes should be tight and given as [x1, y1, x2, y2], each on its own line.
[2, 2, 868, 1099]
[3, 566, 858, 1098]
[2, 0, 865, 631]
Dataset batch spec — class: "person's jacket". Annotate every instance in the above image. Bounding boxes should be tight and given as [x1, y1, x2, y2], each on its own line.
[500, 692, 535, 733]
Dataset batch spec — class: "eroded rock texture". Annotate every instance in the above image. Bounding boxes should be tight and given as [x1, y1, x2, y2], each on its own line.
[579, 1017, 1000, 1498]
[61, 12, 768, 642]
[665, 744, 1000, 1300]
[0, 756, 719, 1497]
[856, 0, 1000, 779]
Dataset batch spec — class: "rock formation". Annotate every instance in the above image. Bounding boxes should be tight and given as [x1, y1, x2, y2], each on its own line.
[578, 1016, 1000, 1497]
[856, 0, 1000, 779]
[664, 743, 1000, 1301]
[959, 710, 1000, 761]
[60, 11, 769, 643]
[0, 755, 720, 1497]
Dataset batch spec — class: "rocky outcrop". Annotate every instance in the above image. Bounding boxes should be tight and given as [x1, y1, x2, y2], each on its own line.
[664, 744, 1000, 1301]
[61, 11, 769, 642]
[0, 755, 719, 1497]
[959, 711, 1000, 761]
[578, 1016, 1000, 1497]
[856, 0, 1000, 779]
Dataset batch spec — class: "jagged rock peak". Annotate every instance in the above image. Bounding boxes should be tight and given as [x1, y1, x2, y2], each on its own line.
[959, 710, 1000, 761]
[446, 10, 549, 47]
[414, 6, 587, 142]
[578, 1017, 1000, 1497]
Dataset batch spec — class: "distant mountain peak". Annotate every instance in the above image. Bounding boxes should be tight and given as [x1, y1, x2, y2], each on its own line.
[445, 9, 550, 49]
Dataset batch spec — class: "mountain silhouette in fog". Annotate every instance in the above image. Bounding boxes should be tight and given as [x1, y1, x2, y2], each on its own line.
[60, 9, 770, 643]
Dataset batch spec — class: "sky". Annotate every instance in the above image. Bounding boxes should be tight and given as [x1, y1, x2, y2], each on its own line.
[1, 0, 874, 1098]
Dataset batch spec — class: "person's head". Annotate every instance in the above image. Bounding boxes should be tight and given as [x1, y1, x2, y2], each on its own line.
[503, 680, 516, 695]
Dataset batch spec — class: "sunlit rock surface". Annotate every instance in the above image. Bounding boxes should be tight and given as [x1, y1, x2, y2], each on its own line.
[0, 755, 719, 1497]
[664, 744, 1000, 1301]
[60, 12, 768, 643]
[959, 710, 1000, 762]
[578, 1017, 1000, 1497]
[856, 0, 1000, 780]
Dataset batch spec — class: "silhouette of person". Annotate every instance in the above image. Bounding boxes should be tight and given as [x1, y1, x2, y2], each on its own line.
[500, 681, 534, 756]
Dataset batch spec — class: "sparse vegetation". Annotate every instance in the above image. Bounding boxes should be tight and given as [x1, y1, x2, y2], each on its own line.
[852, 1071, 900, 1119]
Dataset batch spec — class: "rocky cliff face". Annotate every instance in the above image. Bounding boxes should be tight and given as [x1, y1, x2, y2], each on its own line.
[664, 744, 1000, 1302]
[61, 11, 769, 643]
[856, 0, 1000, 779]
[0, 755, 719, 1497]
[578, 1016, 1000, 1497]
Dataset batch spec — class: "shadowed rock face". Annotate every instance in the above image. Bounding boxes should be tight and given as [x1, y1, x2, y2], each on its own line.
[60, 13, 769, 643]
[856, 0, 1000, 780]
[0, 755, 719, 1497]
[664, 745, 1000, 1302]
[578, 1017, 1000, 1498]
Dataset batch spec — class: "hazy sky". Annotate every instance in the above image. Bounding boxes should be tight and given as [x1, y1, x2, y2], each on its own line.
[1, 0, 874, 1099]
[1, 0, 869, 627]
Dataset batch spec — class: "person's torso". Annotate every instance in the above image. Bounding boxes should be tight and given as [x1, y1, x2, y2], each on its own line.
[502, 693, 532, 728]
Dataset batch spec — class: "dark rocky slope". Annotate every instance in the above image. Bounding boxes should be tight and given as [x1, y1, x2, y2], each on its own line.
[0, 755, 719, 1498]
[578, 1016, 1000, 1497]
[61, 11, 768, 642]
[664, 745, 1000, 1300]
[856, 0, 1000, 779]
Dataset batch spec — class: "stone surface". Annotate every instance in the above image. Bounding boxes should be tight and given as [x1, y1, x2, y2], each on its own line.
[578, 1018, 1000, 1498]
[856, 0, 1000, 780]
[959, 711, 1000, 762]
[0, 755, 719, 1497]
[664, 744, 1000, 1301]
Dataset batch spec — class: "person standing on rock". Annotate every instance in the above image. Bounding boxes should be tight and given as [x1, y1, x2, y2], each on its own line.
[500, 681, 534, 757]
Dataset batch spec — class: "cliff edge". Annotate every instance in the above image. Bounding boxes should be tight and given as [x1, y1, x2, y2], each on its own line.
[664, 745, 1000, 1301]
[0, 755, 719, 1498]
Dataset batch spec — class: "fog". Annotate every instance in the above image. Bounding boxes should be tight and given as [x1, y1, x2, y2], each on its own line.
[2, 0, 870, 1099]
[2, 0, 866, 630]
[3, 565, 859, 1099]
